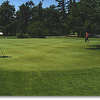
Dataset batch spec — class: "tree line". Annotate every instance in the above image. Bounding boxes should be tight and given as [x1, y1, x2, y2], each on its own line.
[0, 0, 100, 38]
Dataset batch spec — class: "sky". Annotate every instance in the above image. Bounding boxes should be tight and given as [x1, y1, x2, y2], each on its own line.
[0, 0, 79, 10]
[0, 0, 57, 10]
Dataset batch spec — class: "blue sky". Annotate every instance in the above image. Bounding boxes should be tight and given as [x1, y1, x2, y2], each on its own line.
[0, 0, 57, 10]
[0, 0, 79, 10]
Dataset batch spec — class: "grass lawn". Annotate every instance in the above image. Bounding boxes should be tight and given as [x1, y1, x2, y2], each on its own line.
[0, 37, 100, 96]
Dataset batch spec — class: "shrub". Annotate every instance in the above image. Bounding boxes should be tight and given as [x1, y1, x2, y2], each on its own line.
[16, 33, 30, 38]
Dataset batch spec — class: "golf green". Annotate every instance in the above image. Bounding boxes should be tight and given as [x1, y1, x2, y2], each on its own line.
[0, 37, 100, 96]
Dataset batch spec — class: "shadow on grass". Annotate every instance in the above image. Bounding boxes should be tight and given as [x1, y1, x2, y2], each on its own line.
[86, 45, 100, 50]
[0, 68, 100, 96]
[0, 56, 11, 58]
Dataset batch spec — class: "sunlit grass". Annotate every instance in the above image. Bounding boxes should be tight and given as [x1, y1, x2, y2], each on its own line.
[0, 37, 100, 96]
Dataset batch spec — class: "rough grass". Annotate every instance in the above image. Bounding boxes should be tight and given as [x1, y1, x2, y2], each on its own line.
[0, 37, 100, 96]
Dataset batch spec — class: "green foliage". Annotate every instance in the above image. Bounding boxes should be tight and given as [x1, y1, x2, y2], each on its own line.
[0, 0, 15, 35]
[27, 21, 47, 36]
[0, 0, 100, 36]
[16, 1, 34, 34]
[16, 33, 30, 38]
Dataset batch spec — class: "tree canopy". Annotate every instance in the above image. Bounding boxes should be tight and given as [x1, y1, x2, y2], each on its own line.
[0, 0, 100, 37]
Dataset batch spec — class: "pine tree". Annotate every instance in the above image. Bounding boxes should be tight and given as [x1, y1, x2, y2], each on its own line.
[38, 1, 43, 20]
[56, 0, 67, 19]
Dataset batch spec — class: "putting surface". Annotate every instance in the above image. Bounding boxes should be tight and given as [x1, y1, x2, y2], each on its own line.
[0, 38, 100, 96]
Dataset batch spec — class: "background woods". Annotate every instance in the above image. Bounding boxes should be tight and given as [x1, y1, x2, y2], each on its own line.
[0, 0, 100, 37]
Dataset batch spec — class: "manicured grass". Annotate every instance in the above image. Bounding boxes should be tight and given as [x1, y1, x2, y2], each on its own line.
[0, 37, 100, 96]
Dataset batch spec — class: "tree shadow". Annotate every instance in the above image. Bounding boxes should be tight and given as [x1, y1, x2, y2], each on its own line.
[86, 45, 100, 50]
[0, 68, 100, 96]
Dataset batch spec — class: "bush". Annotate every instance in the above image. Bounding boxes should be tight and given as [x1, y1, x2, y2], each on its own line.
[16, 33, 30, 38]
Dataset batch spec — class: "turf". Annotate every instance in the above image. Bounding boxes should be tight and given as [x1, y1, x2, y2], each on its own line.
[0, 37, 100, 96]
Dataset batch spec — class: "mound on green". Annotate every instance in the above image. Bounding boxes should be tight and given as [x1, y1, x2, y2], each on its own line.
[0, 38, 100, 96]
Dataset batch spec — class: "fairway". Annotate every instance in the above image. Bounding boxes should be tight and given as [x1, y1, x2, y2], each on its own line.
[0, 38, 100, 96]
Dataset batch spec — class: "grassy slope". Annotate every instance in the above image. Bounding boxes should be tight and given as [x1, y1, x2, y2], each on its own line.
[0, 38, 100, 96]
